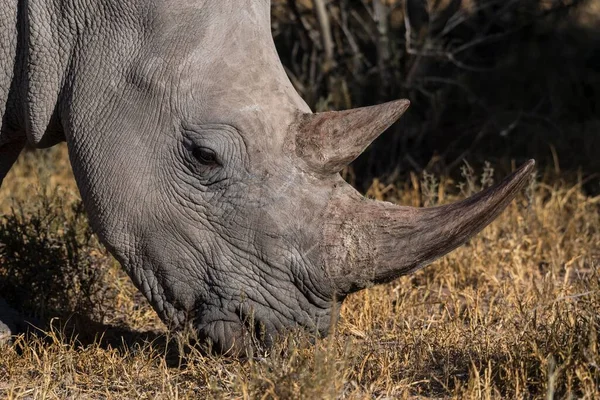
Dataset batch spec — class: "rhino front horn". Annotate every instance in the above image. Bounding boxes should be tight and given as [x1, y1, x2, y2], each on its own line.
[295, 99, 410, 175]
[324, 159, 536, 295]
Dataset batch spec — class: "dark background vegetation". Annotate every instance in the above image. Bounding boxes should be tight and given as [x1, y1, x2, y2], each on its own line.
[272, 0, 599, 191]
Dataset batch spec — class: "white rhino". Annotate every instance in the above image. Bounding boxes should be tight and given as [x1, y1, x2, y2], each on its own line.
[0, 0, 534, 353]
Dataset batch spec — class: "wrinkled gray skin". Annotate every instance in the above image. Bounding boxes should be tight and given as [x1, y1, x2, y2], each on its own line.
[0, 0, 534, 353]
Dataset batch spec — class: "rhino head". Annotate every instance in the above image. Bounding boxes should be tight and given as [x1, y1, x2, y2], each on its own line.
[13, 1, 533, 353]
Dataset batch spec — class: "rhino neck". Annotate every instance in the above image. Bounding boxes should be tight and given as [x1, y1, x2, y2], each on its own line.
[14, 0, 72, 147]
[14, 0, 148, 148]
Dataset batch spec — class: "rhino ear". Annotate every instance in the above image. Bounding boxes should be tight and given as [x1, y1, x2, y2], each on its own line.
[295, 99, 410, 175]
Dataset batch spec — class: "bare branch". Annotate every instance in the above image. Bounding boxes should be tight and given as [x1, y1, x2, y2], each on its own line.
[313, 0, 336, 73]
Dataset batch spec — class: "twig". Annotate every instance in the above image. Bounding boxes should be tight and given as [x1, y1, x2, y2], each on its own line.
[313, 0, 336, 73]
[373, 0, 391, 98]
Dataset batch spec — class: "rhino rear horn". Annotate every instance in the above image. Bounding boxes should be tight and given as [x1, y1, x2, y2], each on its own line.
[295, 99, 410, 175]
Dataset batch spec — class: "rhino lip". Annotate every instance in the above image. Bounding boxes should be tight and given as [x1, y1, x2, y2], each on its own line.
[190, 304, 274, 356]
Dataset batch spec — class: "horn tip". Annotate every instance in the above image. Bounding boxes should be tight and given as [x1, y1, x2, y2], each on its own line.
[392, 99, 411, 111]
[511, 159, 536, 177]
[521, 159, 536, 173]
[498, 159, 536, 198]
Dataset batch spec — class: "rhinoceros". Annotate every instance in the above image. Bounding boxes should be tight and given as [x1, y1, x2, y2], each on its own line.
[0, 0, 534, 353]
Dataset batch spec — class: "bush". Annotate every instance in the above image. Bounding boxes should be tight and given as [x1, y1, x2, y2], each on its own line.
[0, 186, 113, 320]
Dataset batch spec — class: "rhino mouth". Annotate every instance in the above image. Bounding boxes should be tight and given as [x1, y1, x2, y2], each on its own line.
[191, 305, 276, 355]
[191, 291, 334, 355]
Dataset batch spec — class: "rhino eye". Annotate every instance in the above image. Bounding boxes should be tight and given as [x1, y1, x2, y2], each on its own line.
[192, 146, 219, 166]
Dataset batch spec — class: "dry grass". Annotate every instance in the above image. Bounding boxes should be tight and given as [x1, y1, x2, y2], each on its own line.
[0, 147, 598, 399]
